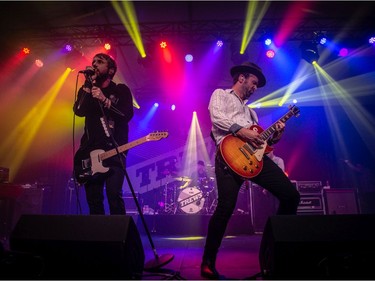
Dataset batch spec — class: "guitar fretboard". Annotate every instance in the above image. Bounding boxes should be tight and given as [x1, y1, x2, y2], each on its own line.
[98, 132, 168, 161]
[100, 136, 148, 161]
[260, 107, 299, 141]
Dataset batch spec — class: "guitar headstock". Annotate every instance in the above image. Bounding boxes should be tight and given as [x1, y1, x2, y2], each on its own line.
[147, 131, 169, 141]
[288, 104, 300, 117]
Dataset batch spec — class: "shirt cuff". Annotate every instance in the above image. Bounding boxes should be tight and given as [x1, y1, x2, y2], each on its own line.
[229, 124, 243, 135]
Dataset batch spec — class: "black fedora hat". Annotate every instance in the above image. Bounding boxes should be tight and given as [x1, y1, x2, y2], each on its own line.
[230, 62, 266, 87]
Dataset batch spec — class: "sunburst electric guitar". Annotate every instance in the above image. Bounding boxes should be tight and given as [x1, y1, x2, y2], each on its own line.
[219, 105, 300, 179]
[74, 131, 168, 184]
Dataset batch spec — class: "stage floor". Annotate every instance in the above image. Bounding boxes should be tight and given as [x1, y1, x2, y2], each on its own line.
[140, 233, 263, 280]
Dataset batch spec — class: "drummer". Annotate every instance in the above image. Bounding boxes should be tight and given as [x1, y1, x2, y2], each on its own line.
[190, 160, 209, 187]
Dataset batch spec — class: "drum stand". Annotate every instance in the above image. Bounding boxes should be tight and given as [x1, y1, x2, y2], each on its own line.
[200, 178, 218, 215]
[202, 192, 210, 214]
[164, 181, 177, 214]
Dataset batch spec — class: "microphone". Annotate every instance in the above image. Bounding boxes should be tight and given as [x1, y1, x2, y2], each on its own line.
[78, 69, 95, 75]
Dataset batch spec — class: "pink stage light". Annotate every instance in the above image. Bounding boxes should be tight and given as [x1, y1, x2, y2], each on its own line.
[266, 49, 275, 58]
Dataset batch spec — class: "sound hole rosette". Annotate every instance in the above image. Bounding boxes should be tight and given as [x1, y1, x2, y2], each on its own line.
[177, 187, 205, 214]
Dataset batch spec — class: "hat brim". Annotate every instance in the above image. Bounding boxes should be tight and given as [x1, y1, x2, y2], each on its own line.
[230, 65, 266, 88]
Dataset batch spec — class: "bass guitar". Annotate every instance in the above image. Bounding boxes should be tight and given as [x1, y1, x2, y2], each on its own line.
[219, 105, 300, 179]
[74, 131, 168, 184]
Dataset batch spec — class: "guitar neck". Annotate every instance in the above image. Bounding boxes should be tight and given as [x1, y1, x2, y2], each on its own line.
[100, 136, 148, 161]
[260, 110, 296, 141]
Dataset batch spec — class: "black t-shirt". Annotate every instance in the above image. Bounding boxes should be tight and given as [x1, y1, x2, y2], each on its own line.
[73, 81, 134, 161]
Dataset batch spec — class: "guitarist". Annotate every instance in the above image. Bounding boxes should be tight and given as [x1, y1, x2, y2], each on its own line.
[73, 53, 134, 215]
[200, 62, 300, 279]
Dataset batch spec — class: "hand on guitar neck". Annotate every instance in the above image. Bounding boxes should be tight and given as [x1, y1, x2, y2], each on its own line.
[235, 126, 265, 149]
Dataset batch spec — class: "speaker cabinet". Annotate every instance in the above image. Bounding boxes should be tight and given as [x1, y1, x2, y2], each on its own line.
[0, 184, 43, 240]
[9, 215, 145, 279]
[259, 214, 375, 279]
[325, 189, 358, 214]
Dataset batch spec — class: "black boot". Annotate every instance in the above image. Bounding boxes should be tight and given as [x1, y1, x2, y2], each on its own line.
[201, 258, 220, 280]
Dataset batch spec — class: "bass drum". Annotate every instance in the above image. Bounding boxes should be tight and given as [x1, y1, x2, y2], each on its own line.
[177, 187, 205, 214]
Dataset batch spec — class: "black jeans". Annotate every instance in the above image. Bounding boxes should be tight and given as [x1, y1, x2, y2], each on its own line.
[202, 151, 300, 261]
[84, 166, 126, 215]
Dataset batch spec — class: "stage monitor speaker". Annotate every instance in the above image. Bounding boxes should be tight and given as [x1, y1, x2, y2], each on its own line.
[9, 214, 145, 279]
[259, 214, 375, 280]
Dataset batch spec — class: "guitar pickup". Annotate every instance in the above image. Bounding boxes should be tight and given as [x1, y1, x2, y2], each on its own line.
[239, 147, 250, 160]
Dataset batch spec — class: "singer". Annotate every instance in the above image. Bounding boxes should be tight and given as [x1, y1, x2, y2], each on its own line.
[73, 53, 134, 215]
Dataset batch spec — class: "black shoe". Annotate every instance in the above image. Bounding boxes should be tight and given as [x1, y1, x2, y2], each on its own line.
[201, 261, 220, 280]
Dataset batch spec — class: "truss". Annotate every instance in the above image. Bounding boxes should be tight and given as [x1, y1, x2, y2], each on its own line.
[15, 18, 371, 50]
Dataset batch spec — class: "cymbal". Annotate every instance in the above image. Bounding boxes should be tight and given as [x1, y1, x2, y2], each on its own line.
[173, 176, 191, 181]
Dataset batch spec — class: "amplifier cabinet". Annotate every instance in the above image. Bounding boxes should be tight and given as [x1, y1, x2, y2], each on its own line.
[297, 194, 325, 213]
[296, 181, 323, 194]
[0, 184, 44, 239]
[324, 189, 358, 214]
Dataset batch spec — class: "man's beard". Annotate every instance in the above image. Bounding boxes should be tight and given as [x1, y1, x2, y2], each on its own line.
[94, 72, 110, 87]
[244, 89, 253, 99]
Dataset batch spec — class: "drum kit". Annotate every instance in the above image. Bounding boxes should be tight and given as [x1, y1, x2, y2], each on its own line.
[157, 174, 217, 215]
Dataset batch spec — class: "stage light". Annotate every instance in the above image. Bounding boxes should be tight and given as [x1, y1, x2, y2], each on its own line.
[22, 47, 30, 55]
[35, 59, 44, 68]
[216, 40, 224, 47]
[185, 54, 193, 62]
[104, 43, 111, 51]
[319, 37, 327, 45]
[369, 36, 375, 44]
[314, 31, 328, 45]
[300, 41, 319, 64]
[65, 44, 73, 52]
[160, 41, 167, 49]
[259, 30, 274, 47]
[171, 104, 176, 111]
[154, 103, 159, 107]
[338, 48, 349, 57]
[266, 49, 275, 58]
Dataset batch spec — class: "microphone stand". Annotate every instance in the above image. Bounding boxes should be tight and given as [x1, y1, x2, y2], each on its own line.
[94, 84, 176, 275]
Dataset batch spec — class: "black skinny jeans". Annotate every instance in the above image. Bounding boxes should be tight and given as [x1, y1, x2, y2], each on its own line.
[203, 151, 300, 261]
[84, 166, 126, 215]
